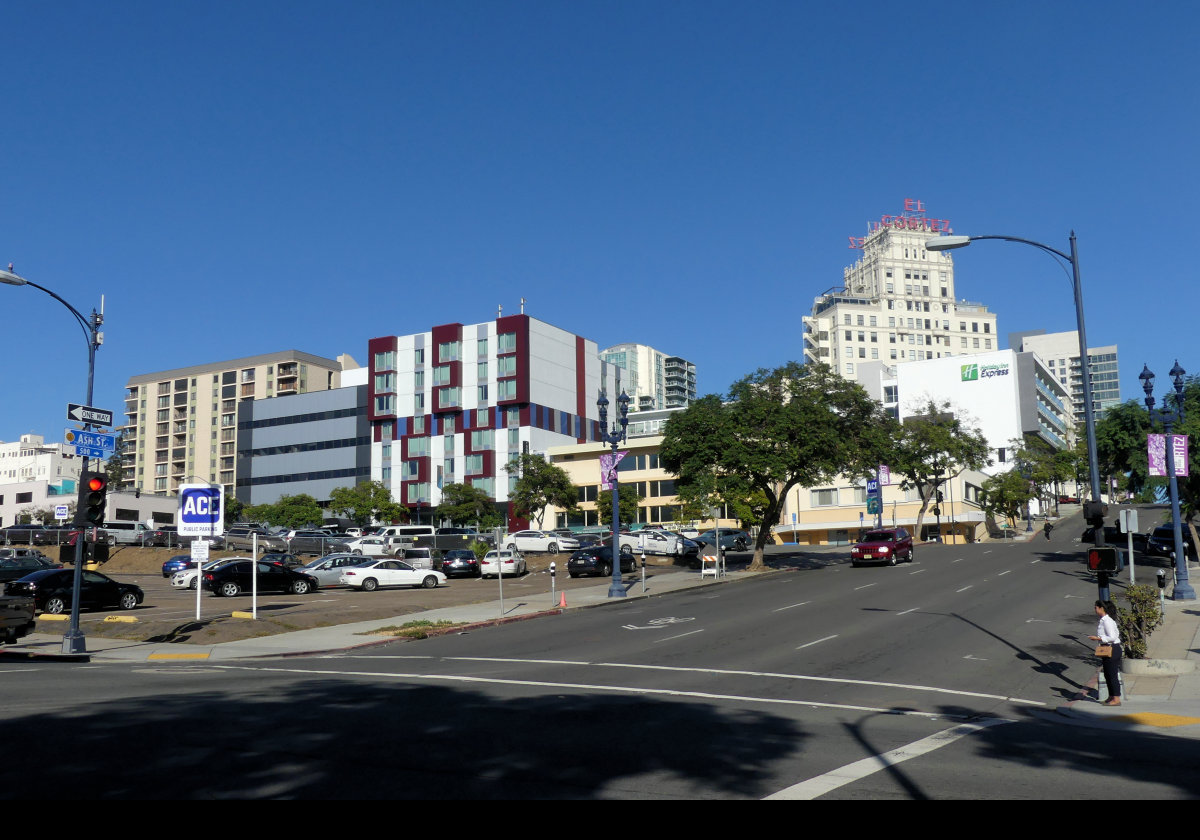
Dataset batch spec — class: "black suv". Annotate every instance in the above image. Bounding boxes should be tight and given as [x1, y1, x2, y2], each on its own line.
[567, 545, 637, 578]
[1145, 526, 1197, 564]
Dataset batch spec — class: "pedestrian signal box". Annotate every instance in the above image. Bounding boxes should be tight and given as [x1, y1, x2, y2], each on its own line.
[1087, 546, 1123, 573]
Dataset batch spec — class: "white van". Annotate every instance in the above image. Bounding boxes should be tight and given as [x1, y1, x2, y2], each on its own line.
[375, 525, 435, 540]
[103, 522, 150, 546]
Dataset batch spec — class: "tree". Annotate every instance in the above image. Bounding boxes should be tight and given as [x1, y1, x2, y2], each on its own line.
[505, 453, 577, 529]
[887, 401, 991, 540]
[979, 470, 1035, 530]
[595, 485, 646, 527]
[105, 433, 126, 487]
[661, 362, 893, 571]
[248, 494, 324, 530]
[329, 481, 406, 527]
[438, 482, 502, 530]
[1094, 400, 1154, 498]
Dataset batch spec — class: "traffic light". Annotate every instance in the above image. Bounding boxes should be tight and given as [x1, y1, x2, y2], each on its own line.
[75, 471, 108, 527]
[1087, 546, 1123, 573]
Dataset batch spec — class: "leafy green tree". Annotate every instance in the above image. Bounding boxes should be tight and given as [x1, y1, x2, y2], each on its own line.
[329, 481, 406, 527]
[887, 400, 991, 539]
[1094, 400, 1154, 498]
[225, 494, 245, 526]
[979, 470, 1035, 530]
[438, 482, 502, 529]
[250, 494, 324, 530]
[505, 454, 577, 529]
[661, 362, 893, 570]
[595, 485, 646, 527]
[104, 433, 126, 487]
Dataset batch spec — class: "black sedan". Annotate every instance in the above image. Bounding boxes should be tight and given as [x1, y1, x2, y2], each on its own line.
[436, 549, 481, 578]
[567, 545, 637, 578]
[0, 555, 62, 583]
[202, 559, 319, 597]
[1145, 526, 1197, 564]
[4, 569, 143, 614]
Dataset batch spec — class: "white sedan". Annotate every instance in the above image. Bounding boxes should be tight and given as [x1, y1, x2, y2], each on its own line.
[481, 550, 527, 578]
[296, 553, 374, 588]
[503, 530, 579, 554]
[339, 559, 446, 591]
[343, 536, 392, 556]
[619, 529, 684, 556]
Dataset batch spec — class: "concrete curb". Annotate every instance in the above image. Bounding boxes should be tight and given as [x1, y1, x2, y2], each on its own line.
[1123, 657, 1197, 677]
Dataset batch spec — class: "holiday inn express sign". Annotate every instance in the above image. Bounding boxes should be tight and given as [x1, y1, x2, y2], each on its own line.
[961, 362, 1010, 381]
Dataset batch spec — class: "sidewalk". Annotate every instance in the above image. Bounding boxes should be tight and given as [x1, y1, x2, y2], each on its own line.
[1057, 587, 1200, 738]
[0, 566, 755, 663]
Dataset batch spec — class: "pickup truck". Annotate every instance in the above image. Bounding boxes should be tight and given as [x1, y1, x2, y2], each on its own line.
[0, 594, 37, 644]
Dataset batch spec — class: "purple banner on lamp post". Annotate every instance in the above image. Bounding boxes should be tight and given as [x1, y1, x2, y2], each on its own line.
[1148, 434, 1189, 477]
[600, 451, 626, 490]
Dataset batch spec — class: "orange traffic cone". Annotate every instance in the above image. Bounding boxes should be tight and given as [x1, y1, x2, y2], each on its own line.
[558, 591, 568, 608]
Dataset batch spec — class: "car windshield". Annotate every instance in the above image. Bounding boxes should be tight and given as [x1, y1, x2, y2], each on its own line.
[863, 531, 896, 542]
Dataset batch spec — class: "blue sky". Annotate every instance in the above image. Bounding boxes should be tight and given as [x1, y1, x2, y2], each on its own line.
[2, 1, 1197, 444]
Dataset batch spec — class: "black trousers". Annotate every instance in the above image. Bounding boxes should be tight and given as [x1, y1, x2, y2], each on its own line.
[1101, 644, 1123, 698]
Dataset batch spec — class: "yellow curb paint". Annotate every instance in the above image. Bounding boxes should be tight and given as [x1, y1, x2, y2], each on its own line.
[103, 615, 138, 623]
[147, 652, 211, 661]
[37, 614, 69, 621]
[1111, 713, 1200, 728]
[231, 611, 255, 619]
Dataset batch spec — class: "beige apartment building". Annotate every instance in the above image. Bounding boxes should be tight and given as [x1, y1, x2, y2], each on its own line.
[121, 350, 358, 498]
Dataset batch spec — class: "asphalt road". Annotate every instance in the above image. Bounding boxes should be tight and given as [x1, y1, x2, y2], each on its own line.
[4, 525, 1200, 799]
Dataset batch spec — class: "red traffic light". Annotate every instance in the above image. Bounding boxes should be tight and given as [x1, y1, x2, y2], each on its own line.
[1087, 547, 1122, 573]
[87, 475, 106, 492]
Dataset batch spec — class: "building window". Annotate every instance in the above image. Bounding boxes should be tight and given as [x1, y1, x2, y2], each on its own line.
[498, 332, 517, 353]
[374, 351, 395, 370]
[811, 488, 837, 506]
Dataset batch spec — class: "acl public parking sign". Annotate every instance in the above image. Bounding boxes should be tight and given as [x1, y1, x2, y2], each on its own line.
[177, 483, 225, 536]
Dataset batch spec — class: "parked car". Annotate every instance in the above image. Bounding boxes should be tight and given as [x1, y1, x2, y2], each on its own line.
[285, 530, 351, 556]
[101, 521, 150, 545]
[662, 531, 703, 556]
[619, 528, 685, 556]
[0, 554, 62, 583]
[567, 545, 636, 578]
[4, 568, 143, 614]
[294, 553, 372, 588]
[504, 530, 579, 554]
[436, 549, 482, 578]
[171, 558, 244, 589]
[1081, 525, 1150, 554]
[0, 593, 36, 644]
[1145, 526, 1198, 563]
[144, 526, 182, 547]
[696, 528, 751, 552]
[224, 526, 289, 553]
[338, 559, 446, 591]
[162, 554, 196, 578]
[344, 536, 392, 556]
[850, 528, 914, 567]
[481, 549, 527, 578]
[0, 524, 50, 546]
[260, 552, 305, 568]
[202, 559, 319, 597]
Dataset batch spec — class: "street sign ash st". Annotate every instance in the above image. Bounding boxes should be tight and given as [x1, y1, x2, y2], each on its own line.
[177, 483, 225, 536]
[65, 429, 116, 451]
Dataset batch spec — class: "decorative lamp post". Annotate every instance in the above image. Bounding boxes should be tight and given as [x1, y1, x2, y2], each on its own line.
[597, 378, 631, 598]
[1, 267, 105, 653]
[1139, 362, 1194, 601]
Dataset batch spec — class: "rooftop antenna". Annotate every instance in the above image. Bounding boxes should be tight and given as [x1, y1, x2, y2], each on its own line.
[520, 297, 526, 314]
[497, 304, 502, 318]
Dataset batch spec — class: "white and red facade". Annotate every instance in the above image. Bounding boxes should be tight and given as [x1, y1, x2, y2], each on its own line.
[368, 315, 603, 521]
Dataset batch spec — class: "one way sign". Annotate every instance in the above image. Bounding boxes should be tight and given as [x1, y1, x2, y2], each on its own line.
[67, 403, 114, 427]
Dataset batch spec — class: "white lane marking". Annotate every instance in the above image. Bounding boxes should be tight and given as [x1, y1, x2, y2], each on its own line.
[763, 719, 1012, 800]
[655, 629, 705, 643]
[909, 569, 926, 575]
[773, 601, 811, 612]
[897, 608, 919, 616]
[853, 583, 877, 591]
[963, 654, 989, 661]
[332, 656, 1048, 706]
[211, 664, 936, 716]
[998, 570, 1011, 576]
[1030, 559, 1040, 564]
[1025, 618, 1050, 624]
[956, 585, 973, 593]
[797, 635, 838, 650]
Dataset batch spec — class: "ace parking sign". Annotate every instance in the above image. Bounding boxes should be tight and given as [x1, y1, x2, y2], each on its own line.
[177, 484, 225, 536]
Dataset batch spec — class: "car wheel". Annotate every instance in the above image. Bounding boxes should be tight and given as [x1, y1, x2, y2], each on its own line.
[118, 592, 139, 611]
[189, 579, 198, 590]
[421, 575, 438, 589]
[908, 546, 915, 563]
[851, 560, 859, 568]
[506, 544, 517, 552]
[44, 596, 68, 615]
[291, 580, 311, 595]
[735, 539, 747, 552]
[219, 581, 240, 597]
[361, 578, 379, 592]
[547, 542, 558, 554]
[600, 563, 612, 576]
[106, 534, 117, 547]
[352, 549, 362, 555]
[568, 571, 579, 579]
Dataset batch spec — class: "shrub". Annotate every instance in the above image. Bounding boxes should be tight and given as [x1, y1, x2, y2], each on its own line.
[1114, 584, 1163, 659]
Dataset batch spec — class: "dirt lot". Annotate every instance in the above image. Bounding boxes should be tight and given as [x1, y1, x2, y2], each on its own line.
[37, 545, 687, 647]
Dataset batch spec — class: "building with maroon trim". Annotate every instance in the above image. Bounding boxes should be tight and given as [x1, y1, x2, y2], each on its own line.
[368, 315, 604, 522]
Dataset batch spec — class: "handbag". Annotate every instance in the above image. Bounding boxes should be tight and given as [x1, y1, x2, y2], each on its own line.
[1095, 644, 1113, 658]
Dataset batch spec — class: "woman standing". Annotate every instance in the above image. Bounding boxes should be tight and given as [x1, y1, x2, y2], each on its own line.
[1088, 600, 1123, 706]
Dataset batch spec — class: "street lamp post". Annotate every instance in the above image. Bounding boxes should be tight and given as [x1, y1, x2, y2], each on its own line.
[597, 378, 630, 598]
[1139, 362, 1194, 601]
[925, 233, 1109, 592]
[1, 267, 105, 653]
